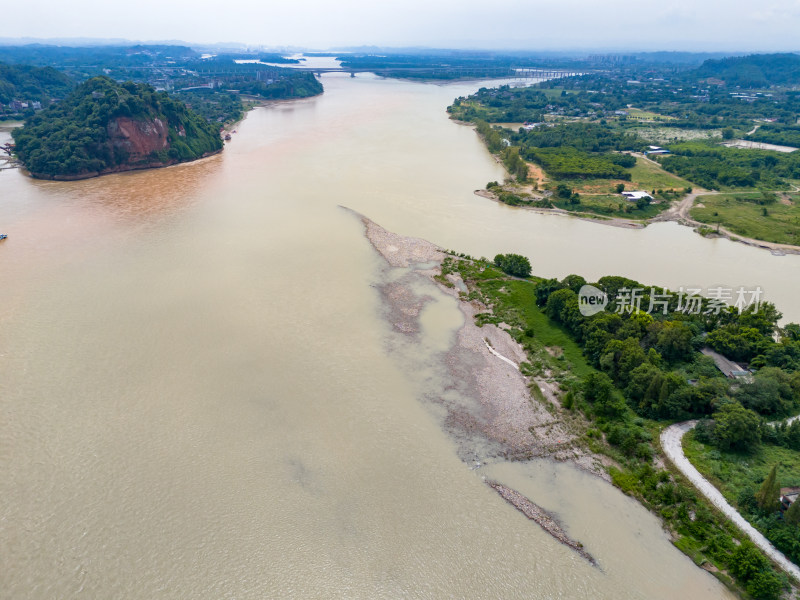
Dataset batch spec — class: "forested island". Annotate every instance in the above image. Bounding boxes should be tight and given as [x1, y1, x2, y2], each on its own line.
[440, 249, 800, 599]
[3, 45, 328, 179]
[11, 76, 223, 179]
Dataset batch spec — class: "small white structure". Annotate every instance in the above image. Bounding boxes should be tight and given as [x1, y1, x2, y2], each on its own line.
[621, 191, 653, 202]
[646, 145, 671, 156]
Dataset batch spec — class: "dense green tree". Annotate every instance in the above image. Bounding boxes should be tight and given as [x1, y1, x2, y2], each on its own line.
[534, 278, 565, 306]
[493, 253, 532, 278]
[653, 321, 694, 363]
[599, 337, 646, 386]
[713, 403, 762, 452]
[544, 288, 585, 335]
[736, 368, 797, 417]
[582, 372, 627, 418]
[560, 274, 586, 294]
[746, 570, 783, 600]
[729, 540, 770, 581]
[707, 325, 771, 363]
[755, 465, 781, 512]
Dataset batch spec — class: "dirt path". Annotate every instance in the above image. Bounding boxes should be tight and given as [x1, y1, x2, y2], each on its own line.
[526, 162, 547, 187]
[658, 190, 800, 254]
[650, 189, 716, 222]
[661, 422, 800, 581]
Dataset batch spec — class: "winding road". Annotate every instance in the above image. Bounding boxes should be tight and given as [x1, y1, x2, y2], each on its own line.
[661, 422, 800, 581]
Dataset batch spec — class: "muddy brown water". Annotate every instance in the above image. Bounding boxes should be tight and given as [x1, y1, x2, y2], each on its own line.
[2, 69, 783, 598]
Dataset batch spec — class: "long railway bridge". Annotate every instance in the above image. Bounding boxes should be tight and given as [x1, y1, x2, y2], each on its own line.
[289, 67, 583, 79]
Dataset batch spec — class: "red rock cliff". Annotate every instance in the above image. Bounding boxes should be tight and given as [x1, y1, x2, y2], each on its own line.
[106, 117, 169, 163]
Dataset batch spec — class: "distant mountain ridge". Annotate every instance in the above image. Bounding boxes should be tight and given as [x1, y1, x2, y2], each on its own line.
[696, 53, 800, 87]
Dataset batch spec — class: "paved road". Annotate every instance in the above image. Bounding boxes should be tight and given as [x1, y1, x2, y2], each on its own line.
[660, 421, 800, 581]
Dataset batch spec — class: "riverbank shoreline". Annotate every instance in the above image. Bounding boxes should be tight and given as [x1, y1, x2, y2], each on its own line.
[352, 209, 610, 562]
[458, 119, 800, 254]
[357, 211, 607, 474]
[24, 148, 223, 181]
[474, 188, 646, 229]
[475, 187, 800, 254]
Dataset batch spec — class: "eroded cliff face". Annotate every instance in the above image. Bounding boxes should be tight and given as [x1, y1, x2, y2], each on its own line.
[106, 117, 169, 163]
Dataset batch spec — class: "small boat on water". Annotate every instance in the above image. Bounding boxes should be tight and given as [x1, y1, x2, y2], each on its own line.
[0, 234, 7, 241]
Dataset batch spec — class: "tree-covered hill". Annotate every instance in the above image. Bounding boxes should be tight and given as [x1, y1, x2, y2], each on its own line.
[12, 76, 223, 179]
[234, 71, 323, 99]
[696, 53, 800, 87]
[0, 62, 74, 104]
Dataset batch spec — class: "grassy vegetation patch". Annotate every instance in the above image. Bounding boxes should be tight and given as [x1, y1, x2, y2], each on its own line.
[627, 157, 693, 190]
[691, 193, 800, 245]
[626, 107, 676, 121]
[684, 431, 800, 506]
[552, 195, 665, 219]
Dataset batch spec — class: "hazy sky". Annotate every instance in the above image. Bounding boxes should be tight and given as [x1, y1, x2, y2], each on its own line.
[7, 0, 800, 51]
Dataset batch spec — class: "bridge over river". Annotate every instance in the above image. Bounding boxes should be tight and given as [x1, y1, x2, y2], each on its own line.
[290, 66, 584, 79]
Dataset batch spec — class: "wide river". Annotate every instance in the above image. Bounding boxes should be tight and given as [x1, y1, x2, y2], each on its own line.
[3, 67, 797, 598]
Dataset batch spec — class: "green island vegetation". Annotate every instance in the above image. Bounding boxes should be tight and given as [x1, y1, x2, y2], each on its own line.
[691, 192, 800, 246]
[440, 251, 800, 599]
[447, 53, 800, 243]
[234, 71, 322, 99]
[188, 58, 322, 100]
[12, 76, 223, 178]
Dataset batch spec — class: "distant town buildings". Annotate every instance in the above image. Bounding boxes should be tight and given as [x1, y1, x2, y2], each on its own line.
[1, 97, 48, 117]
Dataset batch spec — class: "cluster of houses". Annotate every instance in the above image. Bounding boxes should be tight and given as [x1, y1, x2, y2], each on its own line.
[0, 99, 44, 116]
[730, 91, 774, 103]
